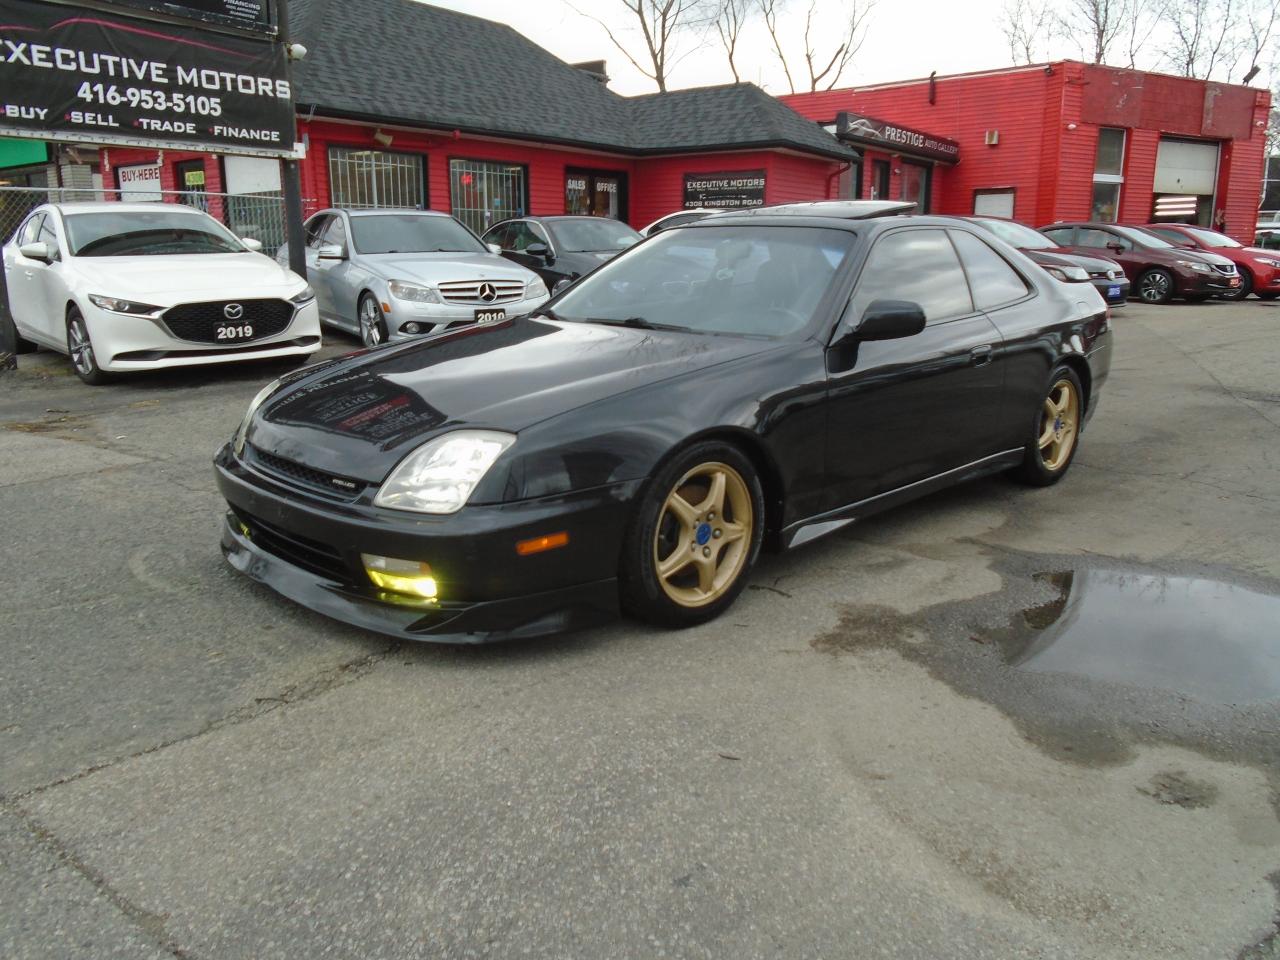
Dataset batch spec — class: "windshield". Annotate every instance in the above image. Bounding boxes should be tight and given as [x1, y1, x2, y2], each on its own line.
[975, 218, 1057, 250]
[1115, 225, 1174, 248]
[548, 225, 856, 339]
[1183, 226, 1241, 248]
[350, 214, 484, 255]
[548, 219, 642, 253]
[65, 209, 245, 257]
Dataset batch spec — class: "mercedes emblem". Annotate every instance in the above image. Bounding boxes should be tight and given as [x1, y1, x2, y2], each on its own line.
[478, 283, 498, 303]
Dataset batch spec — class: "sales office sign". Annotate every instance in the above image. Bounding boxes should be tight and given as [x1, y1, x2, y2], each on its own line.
[0, 0, 295, 156]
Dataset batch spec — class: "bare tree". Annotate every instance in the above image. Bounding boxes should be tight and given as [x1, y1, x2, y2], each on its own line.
[1235, 0, 1280, 81]
[574, 0, 712, 92]
[1121, 0, 1169, 69]
[1162, 0, 1245, 79]
[759, 0, 875, 93]
[713, 0, 749, 82]
[1054, 0, 1129, 63]
[1000, 0, 1054, 64]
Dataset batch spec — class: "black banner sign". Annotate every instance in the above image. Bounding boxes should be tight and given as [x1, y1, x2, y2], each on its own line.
[836, 112, 960, 164]
[0, 0, 294, 155]
[683, 170, 766, 209]
[106, 0, 275, 35]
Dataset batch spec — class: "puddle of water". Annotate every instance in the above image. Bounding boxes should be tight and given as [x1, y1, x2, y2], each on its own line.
[1005, 570, 1280, 705]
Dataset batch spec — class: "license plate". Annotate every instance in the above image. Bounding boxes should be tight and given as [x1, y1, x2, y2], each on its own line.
[214, 323, 255, 342]
[474, 308, 506, 323]
[1228, 277, 1241, 287]
[1108, 286, 1121, 297]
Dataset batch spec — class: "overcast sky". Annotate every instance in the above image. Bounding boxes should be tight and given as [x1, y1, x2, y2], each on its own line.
[421, 0, 1038, 97]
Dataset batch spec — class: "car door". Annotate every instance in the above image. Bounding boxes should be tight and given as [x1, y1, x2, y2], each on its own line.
[311, 215, 348, 326]
[502, 221, 561, 285]
[31, 212, 70, 344]
[6, 213, 49, 339]
[823, 227, 1007, 509]
[1073, 227, 1141, 280]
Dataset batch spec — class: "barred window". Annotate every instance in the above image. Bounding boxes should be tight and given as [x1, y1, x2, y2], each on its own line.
[328, 147, 425, 210]
[449, 159, 528, 236]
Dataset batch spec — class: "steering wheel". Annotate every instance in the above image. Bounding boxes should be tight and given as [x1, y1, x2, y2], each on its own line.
[763, 305, 807, 334]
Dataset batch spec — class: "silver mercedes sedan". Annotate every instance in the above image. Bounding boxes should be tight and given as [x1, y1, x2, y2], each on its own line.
[278, 209, 550, 348]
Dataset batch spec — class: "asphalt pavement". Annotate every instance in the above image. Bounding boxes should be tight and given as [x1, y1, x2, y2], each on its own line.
[2, 302, 1279, 959]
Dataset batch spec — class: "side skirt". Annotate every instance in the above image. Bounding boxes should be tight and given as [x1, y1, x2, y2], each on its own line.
[780, 449, 1025, 550]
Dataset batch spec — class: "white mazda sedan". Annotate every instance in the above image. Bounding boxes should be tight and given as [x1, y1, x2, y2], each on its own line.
[2, 202, 320, 384]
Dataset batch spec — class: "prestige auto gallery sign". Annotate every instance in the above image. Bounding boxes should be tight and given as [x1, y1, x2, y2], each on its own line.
[684, 170, 766, 209]
[835, 112, 960, 164]
[0, 0, 294, 155]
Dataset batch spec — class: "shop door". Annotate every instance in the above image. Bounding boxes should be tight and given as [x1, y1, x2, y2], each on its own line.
[901, 161, 931, 213]
[175, 160, 209, 213]
[566, 169, 627, 219]
[1153, 138, 1219, 227]
[871, 160, 891, 201]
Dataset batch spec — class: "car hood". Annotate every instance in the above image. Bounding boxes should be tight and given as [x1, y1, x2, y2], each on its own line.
[1243, 246, 1280, 259]
[1025, 249, 1122, 273]
[249, 317, 783, 483]
[71, 253, 304, 303]
[358, 252, 537, 283]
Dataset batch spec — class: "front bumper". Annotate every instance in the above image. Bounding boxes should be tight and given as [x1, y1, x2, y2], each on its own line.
[1091, 277, 1129, 305]
[214, 443, 636, 643]
[1176, 272, 1241, 296]
[384, 293, 550, 342]
[93, 300, 322, 371]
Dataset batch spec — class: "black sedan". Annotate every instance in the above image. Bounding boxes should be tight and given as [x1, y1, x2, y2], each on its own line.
[482, 216, 642, 293]
[216, 213, 1111, 643]
[959, 215, 1130, 306]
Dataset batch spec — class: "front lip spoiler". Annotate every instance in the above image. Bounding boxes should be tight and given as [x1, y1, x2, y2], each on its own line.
[221, 515, 619, 644]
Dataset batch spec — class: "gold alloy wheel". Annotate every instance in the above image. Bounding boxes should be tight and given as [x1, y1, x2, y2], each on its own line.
[1038, 378, 1080, 472]
[653, 461, 753, 608]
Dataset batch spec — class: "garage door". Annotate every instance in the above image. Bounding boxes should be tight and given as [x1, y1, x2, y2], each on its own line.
[1154, 139, 1219, 195]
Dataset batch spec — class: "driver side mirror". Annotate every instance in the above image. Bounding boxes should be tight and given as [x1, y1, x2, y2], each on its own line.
[486, 242, 502, 255]
[240, 237, 263, 252]
[18, 241, 52, 263]
[317, 243, 346, 260]
[843, 299, 927, 344]
[1106, 242, 1125, 253]
[525, 242, 552, 261]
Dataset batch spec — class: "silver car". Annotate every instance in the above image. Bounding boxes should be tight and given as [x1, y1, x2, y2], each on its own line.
[278, 209, 550, 348]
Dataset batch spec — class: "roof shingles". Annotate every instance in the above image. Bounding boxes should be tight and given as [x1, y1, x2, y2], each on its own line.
[288, 0, 853, 160]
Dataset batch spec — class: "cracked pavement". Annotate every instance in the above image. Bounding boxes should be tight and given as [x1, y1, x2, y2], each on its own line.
[2, 301, 1279, 959]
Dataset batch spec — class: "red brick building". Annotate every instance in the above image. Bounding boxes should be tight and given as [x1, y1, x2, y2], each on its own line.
[782, 62, 1272, 242]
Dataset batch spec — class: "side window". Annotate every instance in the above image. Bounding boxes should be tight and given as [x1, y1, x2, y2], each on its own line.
[527, 222, 551, 249]
[304, 215, 331, 249]
[1077, 228, 1122, 250]
[321, 215, 347, 250]
[484, 223, 512, 250]
[1147, 228, 1187, 246]
[1040, 227, 1074, 245]
[508, 222, 539, 252]
[37, 215, 60, 259]
[949, 230, 1030, 309]
[849, 229, 974, 325]
[17, 213, 43, 246]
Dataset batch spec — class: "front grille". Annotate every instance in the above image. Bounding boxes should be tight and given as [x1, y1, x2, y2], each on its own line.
[247, 445, 366, 500]
[1212, 263, 1238, 276]
[437, 279, 526, 305]
[234, 508, 351, 583]
[163, 299, 294, 343]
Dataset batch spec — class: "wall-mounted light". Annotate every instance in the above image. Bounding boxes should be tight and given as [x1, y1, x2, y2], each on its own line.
[373, 128, 394, 147]
[286, 42, 308, 61]
[1066, 122, 1078, 130]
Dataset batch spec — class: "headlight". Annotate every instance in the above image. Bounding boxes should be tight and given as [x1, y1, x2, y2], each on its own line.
[375, 430, 515, 514]
[388, 280, 441, 303]
[1177, 259, 1211, 273]
[290, 284, 316, 305]
[526, 276, 549, 299]
[1045, 264, 1090, 282]
[233, 377, 282, 457]
[87, 294, 163, 317]
[1256, 257, 1280, 269]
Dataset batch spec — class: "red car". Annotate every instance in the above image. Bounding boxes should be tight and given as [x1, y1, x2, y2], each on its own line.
[1142, 223, 1280, 301]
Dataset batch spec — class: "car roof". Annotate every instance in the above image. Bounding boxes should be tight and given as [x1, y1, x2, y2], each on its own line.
[692, 212, 988, 234]
[732, 200, 917, 220]
[326, 208, 451, 218]
[45, 202, 208, 215]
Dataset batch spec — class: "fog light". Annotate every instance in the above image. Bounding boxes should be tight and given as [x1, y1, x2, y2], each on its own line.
[362, 554, 437, 600]
[403, 322, 422, 334]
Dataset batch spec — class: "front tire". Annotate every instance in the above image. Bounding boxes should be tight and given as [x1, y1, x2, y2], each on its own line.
[358, 293, 388, 349]
[619, 442, 765, 628]
[1014, 367, 1083, 487]
[1137, 268, 1175, 304]
[66, 308, 111, 385]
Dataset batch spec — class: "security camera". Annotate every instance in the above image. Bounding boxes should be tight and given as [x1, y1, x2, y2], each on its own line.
[287, 42, 308, 61]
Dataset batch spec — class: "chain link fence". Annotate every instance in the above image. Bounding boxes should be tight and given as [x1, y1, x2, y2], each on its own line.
[0, 185, 316, 258]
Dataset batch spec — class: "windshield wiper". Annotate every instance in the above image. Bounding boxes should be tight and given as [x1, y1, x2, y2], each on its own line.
[586, 317, 687, 332]
[532, 307, 565, 322]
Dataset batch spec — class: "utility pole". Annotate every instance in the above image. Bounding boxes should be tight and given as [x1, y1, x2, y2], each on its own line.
[0, 254, 15, 374]
[275, 0, 307, 278]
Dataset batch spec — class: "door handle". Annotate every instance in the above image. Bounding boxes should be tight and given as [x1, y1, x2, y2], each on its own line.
[970, 345, 994, 367]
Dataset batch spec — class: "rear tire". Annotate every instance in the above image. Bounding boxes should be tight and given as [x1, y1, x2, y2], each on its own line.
[1137, 268, 1174, 304]
[619, 442, 765, 628]
[1014, 366, 1084, 487]
[66, 308, 112, 386]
